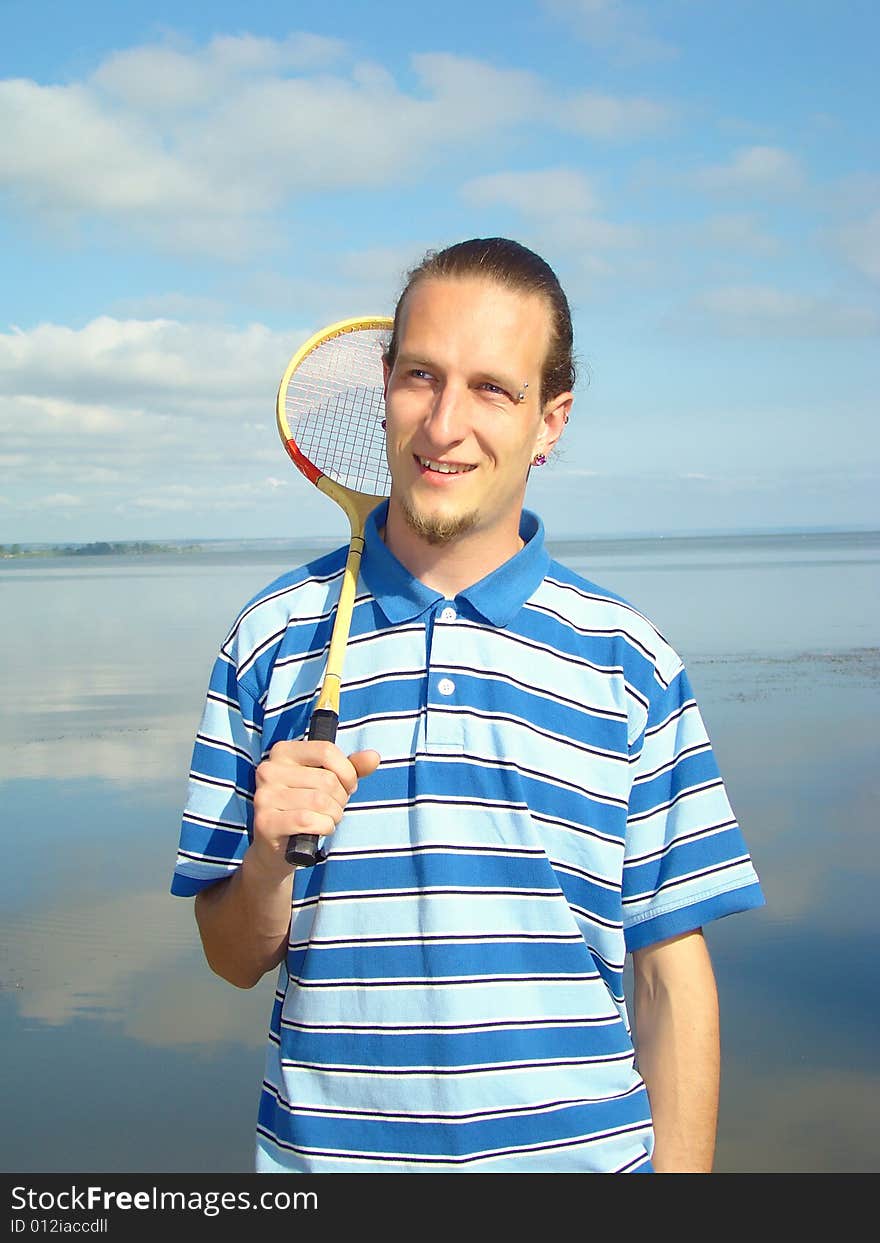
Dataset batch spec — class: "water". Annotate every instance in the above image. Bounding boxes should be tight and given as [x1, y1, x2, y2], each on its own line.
[1, 530, 878, 1173]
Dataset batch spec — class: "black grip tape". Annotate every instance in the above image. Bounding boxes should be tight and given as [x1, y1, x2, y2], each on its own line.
[283, 709, 339, 867]
[285, 834, 326, 868]
[307, 708, 339, 743]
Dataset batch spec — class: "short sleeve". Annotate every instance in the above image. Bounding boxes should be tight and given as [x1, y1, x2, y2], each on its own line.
[171, 649, 265, 897]
[622, 661, 764, 951]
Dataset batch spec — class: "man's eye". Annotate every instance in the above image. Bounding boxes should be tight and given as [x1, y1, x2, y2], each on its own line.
[409, 368, 434, 381]
[480, 382, 510, 398]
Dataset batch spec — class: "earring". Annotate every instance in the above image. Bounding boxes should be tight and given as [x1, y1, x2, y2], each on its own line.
[381, 418, 386, 429]
[532, 453, 547, 466]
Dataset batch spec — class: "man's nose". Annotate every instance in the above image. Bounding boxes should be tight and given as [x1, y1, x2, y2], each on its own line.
[424, 380, 467, 443]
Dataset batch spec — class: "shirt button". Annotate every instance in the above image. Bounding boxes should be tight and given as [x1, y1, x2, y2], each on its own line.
[440, 606, 457, 621]
[438, 678, 456, 696]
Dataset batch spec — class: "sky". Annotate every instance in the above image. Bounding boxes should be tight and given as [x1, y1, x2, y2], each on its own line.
[1, 0, 878, 542]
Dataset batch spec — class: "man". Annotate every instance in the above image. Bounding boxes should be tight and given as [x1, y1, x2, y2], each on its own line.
[172, 238, 764, 1173]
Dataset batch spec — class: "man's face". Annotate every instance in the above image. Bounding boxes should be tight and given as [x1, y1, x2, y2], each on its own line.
[382, 276, 570, 551]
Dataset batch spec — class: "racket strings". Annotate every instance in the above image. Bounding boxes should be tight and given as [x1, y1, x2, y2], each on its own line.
[284, 328, 392, 495]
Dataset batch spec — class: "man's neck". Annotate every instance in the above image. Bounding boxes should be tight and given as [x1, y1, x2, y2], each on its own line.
[382, 508, 525, 598]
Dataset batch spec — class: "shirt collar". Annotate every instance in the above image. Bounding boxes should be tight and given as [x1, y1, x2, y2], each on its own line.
[360, 501, 549, 627]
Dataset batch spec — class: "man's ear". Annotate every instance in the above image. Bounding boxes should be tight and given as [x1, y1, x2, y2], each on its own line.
[382, 356, 391, 399]
[534, 391, 574, 459]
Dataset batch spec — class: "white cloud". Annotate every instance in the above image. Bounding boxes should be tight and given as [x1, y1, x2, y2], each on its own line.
[695, 146, 805, 196]
[131, 479, 289, 512]
[0, 78, 211, 214]
[21, 492, 84, 510]
[0, 313, 385, 539]
[461, 168, 641, 274]
[91, 32, 349, 111]
[0, 317, 291, 409]
[331, 242, 431, 309]
[541, 0, 677, 63]
[0, 318, 304, 523]
[2, 394, 131, 447]
[0, 77, 258, 255]
[704, 213, 780, 256]
[829, 172, 880, 215]
[411, 53, 545, 134]
[697, 285, 880, 337]
[564, 90, 672, 139]
[0, 39, 671, 257]
[2, 50, 530, 252]
[553, 213, 642, 253]
[835, 209, 880, 281]
[464, 168, 602, 217]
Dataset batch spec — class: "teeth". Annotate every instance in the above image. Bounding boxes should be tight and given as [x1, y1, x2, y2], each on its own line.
[418, 457, 474, 475]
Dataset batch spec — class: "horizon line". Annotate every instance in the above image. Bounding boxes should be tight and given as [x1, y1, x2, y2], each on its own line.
[4, 522, 880, 552]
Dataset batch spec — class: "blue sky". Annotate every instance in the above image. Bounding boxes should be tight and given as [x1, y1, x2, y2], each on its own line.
[1, 0, 877, 541]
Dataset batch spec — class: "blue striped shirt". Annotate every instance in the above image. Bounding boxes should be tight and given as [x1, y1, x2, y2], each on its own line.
[172, 504, 764, 1173]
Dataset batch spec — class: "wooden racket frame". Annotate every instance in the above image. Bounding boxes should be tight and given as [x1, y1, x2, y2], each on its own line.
[275, 316, 393, 864]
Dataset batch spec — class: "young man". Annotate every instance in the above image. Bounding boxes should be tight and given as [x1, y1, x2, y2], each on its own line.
[172, 238, 764, 1173]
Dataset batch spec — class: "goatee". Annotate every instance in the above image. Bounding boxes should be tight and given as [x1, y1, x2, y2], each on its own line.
[400, 496, 479, 546]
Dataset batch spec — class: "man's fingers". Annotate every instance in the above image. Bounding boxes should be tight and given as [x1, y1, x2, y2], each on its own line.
[350, 749, 381, 780]
[254, 741, 381, 852]
[258, 783, 347, 821]
[264, 806, 338, 838]
[267, 740, 361, 794]
[257, 757, 347, 793]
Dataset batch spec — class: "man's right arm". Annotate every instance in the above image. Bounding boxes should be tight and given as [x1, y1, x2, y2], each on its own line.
[194, 740, 381, 989]
[194, 852, 295, 989]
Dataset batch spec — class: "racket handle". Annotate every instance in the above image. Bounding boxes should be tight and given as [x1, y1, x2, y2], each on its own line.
[284, 709, 339, 867]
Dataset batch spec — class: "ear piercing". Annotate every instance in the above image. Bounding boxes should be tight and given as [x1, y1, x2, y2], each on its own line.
[532, 453, 547, 467]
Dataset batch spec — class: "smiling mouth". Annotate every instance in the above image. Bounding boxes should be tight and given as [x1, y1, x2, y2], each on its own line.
[416, 456, 476, 475]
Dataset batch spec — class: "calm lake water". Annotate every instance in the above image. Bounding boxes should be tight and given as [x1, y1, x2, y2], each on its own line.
[2, 529, 878, 1173]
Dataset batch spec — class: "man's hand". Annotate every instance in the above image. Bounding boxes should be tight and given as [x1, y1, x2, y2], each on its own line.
[252, 740, 382, 877]
[195, 741, 380, 988]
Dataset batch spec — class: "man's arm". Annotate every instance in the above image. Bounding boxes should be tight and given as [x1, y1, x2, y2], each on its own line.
[194, 740, 380, 989]
[631, 928, 720, 1173]
[194, 852, 295, 989]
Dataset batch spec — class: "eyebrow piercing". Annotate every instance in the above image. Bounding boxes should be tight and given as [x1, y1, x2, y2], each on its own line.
[517, 382, 529, 402]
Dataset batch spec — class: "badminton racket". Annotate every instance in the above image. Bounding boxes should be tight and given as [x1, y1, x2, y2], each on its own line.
[276, 316, 393, 867]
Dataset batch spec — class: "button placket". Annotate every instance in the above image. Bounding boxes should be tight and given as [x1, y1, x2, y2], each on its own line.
[426, 601, 464, 750]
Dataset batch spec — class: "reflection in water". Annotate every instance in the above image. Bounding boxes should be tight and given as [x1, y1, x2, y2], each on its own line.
[2, 535, 878, 1172]
[716, 1068, 879, 1173]
[2, 711, 195, 784]
[0, 995, 269, 1174]
[0, 890, 271, 1045]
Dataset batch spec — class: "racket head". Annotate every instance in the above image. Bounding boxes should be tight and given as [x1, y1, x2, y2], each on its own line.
[276, 316, 394, 506]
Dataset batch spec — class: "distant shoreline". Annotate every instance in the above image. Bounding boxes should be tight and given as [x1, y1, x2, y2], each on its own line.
[0, 541, 191, 559]
[3, 527, 879, 561]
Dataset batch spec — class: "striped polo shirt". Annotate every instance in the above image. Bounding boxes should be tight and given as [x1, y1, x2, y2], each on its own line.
[172, 503, 764, 1173]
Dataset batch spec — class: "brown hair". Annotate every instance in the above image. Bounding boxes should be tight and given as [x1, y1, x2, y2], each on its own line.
[384, 238, 576, 406]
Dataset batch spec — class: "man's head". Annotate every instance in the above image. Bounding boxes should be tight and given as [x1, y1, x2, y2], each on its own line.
[384, 237, 576, 408]
[380, 238, 575, 568]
